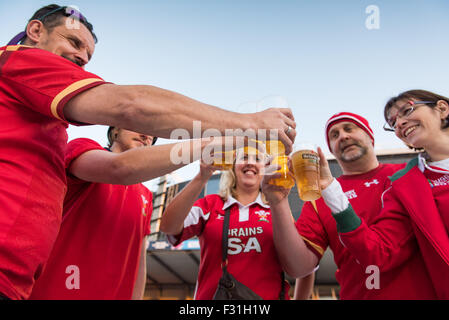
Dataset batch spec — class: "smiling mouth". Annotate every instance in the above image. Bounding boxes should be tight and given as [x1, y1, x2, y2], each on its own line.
[404, 125, 419, 138]
[134, 139, 146, 146]
[243, 168, 258, 175]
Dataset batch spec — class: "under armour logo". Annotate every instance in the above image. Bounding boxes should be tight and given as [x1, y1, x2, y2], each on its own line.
[364, 179, 379, 187]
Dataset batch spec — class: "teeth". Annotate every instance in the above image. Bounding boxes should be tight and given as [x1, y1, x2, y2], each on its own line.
[405, 126, 417, 137]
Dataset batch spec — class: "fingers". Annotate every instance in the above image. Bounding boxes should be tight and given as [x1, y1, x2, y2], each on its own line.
[277, 130, 294, 155]
[264, 165, 283, 177]
[278, 108, 295, 125]
[317, 146, 334, 189]
[317, 147, 328, 168]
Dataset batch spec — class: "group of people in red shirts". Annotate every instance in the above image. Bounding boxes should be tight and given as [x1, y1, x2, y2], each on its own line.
[1, 4, 449, 300]
[0, 4, 295, 300]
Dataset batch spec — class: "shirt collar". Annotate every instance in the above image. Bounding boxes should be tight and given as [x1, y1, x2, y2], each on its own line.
[418, 153, 449, 174]
[222, 193, 270, 210]
[418, 153, 426, 173]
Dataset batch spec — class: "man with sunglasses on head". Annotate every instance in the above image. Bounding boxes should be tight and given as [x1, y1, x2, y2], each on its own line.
[0, 4, 296, 300]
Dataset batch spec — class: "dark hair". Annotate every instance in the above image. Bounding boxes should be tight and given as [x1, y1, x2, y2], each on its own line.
[107, 127, 158, 148]
[24, 4, 97, 43]
[384, 89, 449, 151]
[107, 126, 116, 148]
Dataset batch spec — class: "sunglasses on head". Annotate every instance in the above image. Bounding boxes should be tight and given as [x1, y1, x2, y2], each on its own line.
[7, 6, 90, 46]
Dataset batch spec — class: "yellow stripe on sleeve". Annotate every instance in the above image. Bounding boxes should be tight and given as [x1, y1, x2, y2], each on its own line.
[301, 236, 325, 256]
[50, 78, 103, 120]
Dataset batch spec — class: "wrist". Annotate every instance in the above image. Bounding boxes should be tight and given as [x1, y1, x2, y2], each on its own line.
[238, 113, 257, 132]
[195, 171, 212, 183]
[266, 194, 287, 208]
[321, 177, 334, 190]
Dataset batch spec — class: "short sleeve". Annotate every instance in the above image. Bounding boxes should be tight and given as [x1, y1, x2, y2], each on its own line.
[64, 138, 105, 186]
[65, 138, 105, 169]
[166, 196, 212, 246]
[295, 201, 329, 259]
[0, 46, 108, 124]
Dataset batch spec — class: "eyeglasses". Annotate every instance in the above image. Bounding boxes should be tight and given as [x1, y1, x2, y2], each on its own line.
[38, 6, 89, 24]
[383, 100, 435, 132]
[7, 6, 90, 46]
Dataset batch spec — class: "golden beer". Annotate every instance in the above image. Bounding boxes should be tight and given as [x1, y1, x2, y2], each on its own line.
[291, 149, 321, 201]
[266, 140, 295, 189]
[270, 155, 295, 188]
[212, 150, 234, 170]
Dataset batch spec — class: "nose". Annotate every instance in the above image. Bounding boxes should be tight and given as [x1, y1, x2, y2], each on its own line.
[395, 116, 408, 131]
[74, 50, 89, 68]
[336, 129, 351, 144]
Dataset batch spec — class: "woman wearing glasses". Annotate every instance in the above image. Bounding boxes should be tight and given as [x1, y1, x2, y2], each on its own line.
[316, 89, 449, 299]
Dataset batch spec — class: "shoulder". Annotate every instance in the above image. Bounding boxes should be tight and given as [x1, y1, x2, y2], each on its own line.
[65, 138, 105, 167]
[2, 46, 74, 70]
[197, 194, 224, 209]
[137, 184, 153, 200]
[382, 162, 407, 173]
[67, 138, 104, 152]
[389, 158, 420, 183]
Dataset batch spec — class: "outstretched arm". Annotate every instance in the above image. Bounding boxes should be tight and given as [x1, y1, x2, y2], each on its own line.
[261, 167, 319, 278]
[69, 137, 229, 185]
[159, 162, 217, 236]
[64, 84, 297, 153]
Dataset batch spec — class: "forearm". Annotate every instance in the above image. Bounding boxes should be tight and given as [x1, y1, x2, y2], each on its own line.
[65, 84, 254, 139]
[132, 238, 148, 300]
[114, 139, 210, 185]
[293, 273, 315, 300]
[270, 198, 318, 278]
[322, 180, 414, 270]
[159, 173, 209, 235]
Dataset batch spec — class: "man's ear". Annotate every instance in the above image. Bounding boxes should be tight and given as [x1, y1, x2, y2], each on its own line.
[112, 128, 120, 140]
[25, 20, 46, 45]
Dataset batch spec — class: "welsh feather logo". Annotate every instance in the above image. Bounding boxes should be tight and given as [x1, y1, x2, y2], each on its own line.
[141, 195, 148, 217]
[255, 210, 270, 223]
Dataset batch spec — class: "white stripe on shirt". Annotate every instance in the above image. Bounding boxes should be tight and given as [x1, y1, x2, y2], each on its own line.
[184, 206, 210, 229]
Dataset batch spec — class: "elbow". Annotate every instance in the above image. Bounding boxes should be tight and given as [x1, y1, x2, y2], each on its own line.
[159, 212, 182, 236]
[159, 217, 173, 235]
[159, 220, 169, 234]
[285, 268, 314, 279]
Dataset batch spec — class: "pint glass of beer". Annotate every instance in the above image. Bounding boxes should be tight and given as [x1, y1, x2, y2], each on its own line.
[291, 143, 321, 201]
[212, 150, 235, 170]
[266, 140, 295, 189]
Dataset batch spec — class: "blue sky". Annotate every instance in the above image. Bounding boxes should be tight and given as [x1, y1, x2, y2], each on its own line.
[2, 1, 449, 190]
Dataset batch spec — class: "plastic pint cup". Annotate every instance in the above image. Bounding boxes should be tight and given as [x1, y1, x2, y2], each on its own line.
[266, 140, 295, 189]
[291, 144, 321, 201]
[212, 150, 235, 170]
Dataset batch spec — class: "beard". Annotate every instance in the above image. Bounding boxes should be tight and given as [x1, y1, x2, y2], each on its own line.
[338, 143, 368, 163]
[61, 54, 82, 67]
